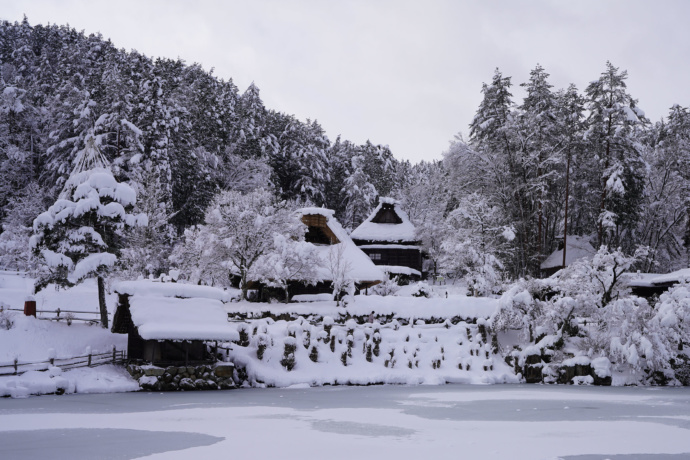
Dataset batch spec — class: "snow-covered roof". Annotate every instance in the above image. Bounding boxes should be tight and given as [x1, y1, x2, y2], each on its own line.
[540, 236, 596, 270]
[625, 273, 660, 288]
[113, 280, 239, 341]
[129, 296, 238, 341]
[297, 208, 385, 284]
[350, 198, 417, 243]
[114, 280, 237, 303]
[378, 265, 422, 277]
[650, 268, 690, 285]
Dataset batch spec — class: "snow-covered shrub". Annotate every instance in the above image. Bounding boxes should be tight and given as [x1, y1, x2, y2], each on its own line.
[309, 344, 319, 363]
[491, 279, 548, 342]
[0, 306, 14, 330]
[371, 276, 400, 296]
[588, 295, 677, 382]
[281, 337, 297, 371]
[555, 246, 647, 308]
[256, 333, 269, 360]
[652, 283, 690, 351]
[409, 282, 432, 298]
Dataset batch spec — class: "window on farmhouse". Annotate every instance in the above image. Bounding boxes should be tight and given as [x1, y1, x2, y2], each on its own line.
[305, 225, 333, 245]
[370, 253, 381, 260]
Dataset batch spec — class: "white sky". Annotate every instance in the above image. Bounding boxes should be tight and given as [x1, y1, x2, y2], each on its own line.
[1, 0, 689, 163]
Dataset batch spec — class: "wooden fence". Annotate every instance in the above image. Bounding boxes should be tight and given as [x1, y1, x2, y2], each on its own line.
[2, 307, 100, 325]
[0, 347, 126, 376]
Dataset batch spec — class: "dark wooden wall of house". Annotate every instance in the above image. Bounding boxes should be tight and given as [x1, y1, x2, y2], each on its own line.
[361, 248, 422, 272]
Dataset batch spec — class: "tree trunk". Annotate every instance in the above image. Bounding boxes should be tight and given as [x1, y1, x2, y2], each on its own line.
[562, 147, 571, 269]
[98, 276, 108, 329]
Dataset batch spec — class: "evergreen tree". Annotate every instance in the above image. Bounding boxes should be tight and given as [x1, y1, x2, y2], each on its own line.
[518, 65, 561, 263]
[31, 130, 147, 327]
[342, 152, 377, 230]
[585, 62, 648, 249]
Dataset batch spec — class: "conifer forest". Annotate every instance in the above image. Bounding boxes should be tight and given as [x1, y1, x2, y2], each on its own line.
[1, 18, 689, 286]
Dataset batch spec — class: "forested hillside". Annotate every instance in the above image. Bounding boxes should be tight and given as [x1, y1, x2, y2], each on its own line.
[0, 18, 688, 286]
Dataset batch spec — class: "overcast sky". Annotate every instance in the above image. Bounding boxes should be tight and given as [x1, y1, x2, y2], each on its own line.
[1, 0, 689, 163]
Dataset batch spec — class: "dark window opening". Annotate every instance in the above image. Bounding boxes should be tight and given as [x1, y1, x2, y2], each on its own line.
[305, 226, 333, 245]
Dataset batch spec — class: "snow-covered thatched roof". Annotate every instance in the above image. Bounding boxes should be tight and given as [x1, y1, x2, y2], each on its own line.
[540, 236, 596, 270]
[297, 208, 385, 284]
[113, 280, 239, 341]
[350, 198, 417, 243]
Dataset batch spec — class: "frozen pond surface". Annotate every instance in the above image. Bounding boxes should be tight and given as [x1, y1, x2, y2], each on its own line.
[2, 384, 690, 459]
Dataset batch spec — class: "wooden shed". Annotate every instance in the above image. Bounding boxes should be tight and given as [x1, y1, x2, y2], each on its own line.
[111, 281, 239, 365]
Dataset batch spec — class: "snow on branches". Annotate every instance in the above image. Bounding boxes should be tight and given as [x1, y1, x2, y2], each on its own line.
[31, 167, 147, 289]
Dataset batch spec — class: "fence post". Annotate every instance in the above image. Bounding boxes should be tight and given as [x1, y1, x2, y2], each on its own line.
[56, 308, 61, 319]
[88, 352, 92, 367]
[13, 358, 18, 375]
[112, 346, 116, 363]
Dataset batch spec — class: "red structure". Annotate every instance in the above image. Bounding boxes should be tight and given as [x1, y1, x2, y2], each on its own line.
[24, 299, 36, 317]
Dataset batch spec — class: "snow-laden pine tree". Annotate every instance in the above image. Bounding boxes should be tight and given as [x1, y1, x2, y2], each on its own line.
[31, 129, 147, 327]
[234, 82, 271, 159]
[116, 166, 176, 279]
[518, 65, 562, 263]
[0, 182, 48, 271]
[361, 141, 396, 199]
[268, 112, 330, 205]
[554, 84, 587, 259]
[341, 152, 377, 230]
[468, 69, 531, 276]
[585, 62, 648, 250]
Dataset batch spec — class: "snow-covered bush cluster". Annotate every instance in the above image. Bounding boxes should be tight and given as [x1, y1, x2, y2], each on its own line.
[223, 315, 517, 387]
[492, 246, 690, 385]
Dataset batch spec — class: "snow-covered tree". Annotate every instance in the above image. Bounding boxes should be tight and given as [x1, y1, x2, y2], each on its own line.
[116, 167, 175, 279]
[585, 62, 647, 249]
[255, 234, 321, 302]
[0, 182, 48, 270]
[169, 224, 227, 286]
[192, 189, 295, 300]
[342, 153, 377, 230]
[326, 242, 353, 306]
[31, 129, 147, 327]
[441, 193, 511, 295]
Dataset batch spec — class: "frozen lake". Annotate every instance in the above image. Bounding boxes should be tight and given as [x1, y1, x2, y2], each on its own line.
[2, 384, 690, 460]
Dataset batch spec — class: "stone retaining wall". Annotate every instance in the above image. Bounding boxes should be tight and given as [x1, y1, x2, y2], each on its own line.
[127, 363, 239, 391]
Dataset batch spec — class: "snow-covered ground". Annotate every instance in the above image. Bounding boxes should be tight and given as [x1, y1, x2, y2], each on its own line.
[0, 271, 131, 397]
[2, 385, 690, 460]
